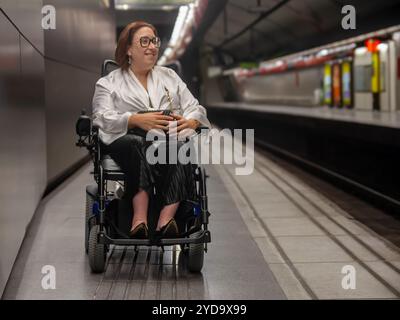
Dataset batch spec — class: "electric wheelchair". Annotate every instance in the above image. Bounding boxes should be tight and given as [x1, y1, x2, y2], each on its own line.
[75, 60, 211, 273]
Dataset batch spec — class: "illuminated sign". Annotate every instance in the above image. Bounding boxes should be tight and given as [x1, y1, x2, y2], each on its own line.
[365, 39, 381, 53]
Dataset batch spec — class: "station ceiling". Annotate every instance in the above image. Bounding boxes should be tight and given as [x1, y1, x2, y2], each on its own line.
[114, 0, 400, 66]
[204, 0, 400, 65]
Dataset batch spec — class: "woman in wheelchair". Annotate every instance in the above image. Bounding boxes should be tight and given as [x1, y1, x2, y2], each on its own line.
[92, 21, 211, 240]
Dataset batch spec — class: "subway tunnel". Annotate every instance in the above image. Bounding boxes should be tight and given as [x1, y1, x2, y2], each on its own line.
[1, 0, 400, 302]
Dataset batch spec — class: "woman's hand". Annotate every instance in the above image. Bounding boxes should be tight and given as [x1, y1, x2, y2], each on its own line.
[170, 114, 200, 132]
[128, 112, 174, 131]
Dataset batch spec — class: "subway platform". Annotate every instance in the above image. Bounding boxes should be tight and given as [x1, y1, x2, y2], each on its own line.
[3, 142, 400, 300]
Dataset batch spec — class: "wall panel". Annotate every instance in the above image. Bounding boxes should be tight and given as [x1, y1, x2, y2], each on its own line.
[0, 11, 46, 295]
[0, 0, 116, 296]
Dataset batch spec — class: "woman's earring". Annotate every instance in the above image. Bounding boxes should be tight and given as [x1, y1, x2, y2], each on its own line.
[128, 55, 132, 65]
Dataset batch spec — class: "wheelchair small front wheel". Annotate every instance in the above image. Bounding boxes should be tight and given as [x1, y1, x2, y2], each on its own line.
[187, 231, 204, 273]
[88, 225, 107, 273]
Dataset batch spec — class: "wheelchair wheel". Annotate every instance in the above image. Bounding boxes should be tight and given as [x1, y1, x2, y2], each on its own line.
[85, 193, 96, 254]
[88, 225, 107, 273]
[187, 230, 204, 273]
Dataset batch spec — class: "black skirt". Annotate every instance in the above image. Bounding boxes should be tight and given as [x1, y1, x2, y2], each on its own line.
[101, 132, 197, 207]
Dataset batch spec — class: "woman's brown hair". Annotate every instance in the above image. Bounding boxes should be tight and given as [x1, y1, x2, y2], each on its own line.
[115, 21, 158, 70]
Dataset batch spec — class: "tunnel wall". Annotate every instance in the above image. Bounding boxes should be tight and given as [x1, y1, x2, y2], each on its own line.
[202, 67, 323, 107]
[237, 67, 322, 106]
[0, 0, 116, 295]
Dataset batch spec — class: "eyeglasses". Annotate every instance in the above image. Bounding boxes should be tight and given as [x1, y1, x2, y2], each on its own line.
[139, 36, 161, 48]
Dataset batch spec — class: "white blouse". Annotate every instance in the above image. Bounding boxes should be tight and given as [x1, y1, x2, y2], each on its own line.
[92, 65, 211, 145]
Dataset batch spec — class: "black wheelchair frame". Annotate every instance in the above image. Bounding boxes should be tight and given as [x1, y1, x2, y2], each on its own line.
[75, 60, 211, 273]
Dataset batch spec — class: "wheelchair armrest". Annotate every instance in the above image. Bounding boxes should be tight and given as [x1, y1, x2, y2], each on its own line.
[75, 110, 100, 150]
[76, 110, 91, 137]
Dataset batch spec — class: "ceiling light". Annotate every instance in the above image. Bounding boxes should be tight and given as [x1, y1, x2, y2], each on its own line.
[169, 5, 189, 47]
[114, 0, 195, 10]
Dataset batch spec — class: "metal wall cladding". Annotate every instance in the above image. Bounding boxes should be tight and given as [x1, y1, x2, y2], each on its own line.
[43, 0, 116, 73]
[43, 0, 116, 183]
[0, 0, 116, 295]
[44, 59, 99, 182]
[0, 6, 46, 296]
[1, 0, 45, 52]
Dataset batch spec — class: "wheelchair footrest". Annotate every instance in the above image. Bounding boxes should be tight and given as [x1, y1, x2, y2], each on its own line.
[98, 230, 211, 246]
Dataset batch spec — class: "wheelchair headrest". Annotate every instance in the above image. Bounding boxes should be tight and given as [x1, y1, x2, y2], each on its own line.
[102, 59, 119, 77]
